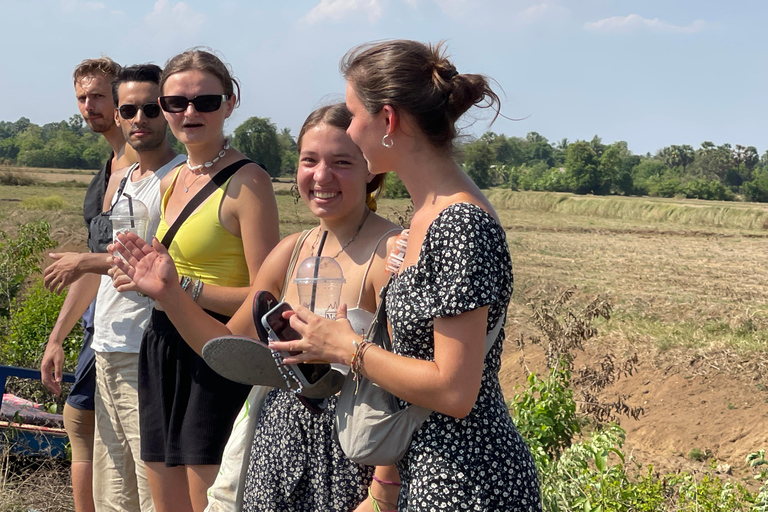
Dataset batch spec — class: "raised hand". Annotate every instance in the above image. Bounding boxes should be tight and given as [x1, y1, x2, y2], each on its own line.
[111, 232, 179, 301]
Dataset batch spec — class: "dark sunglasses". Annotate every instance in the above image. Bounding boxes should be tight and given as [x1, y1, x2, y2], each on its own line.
[159, 94, 229, 113]
[118, 103, 162, 120]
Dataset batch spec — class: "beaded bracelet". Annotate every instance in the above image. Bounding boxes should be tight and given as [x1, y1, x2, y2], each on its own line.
[350, 339, 372, 393]
[191, 279, 204, 302]
[180, 276, 192, 291]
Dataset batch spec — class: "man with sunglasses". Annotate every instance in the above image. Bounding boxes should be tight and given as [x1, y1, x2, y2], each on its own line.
[89, 64, 186, 512]
[41, 56, 138, 512]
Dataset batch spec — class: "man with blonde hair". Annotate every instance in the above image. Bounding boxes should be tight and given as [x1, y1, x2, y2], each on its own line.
[41, 57, 137, 512]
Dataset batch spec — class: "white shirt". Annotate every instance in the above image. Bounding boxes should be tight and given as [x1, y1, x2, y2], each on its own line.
[91, 154, 186, 353]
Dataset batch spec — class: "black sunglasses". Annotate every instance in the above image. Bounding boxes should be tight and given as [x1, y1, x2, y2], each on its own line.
[118, 103, 162, 120]
[159, 94, 229, 113]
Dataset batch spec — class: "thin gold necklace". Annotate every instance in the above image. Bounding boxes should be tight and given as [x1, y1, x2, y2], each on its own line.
[313, 208, 371, 259]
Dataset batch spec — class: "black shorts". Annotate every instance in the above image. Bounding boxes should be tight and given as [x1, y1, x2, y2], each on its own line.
[139, 309, 251, 466]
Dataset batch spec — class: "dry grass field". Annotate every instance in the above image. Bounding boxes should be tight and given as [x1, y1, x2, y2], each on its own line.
[2, 174, 768, 508]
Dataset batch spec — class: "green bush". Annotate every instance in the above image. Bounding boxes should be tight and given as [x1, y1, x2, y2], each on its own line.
[0, 280, 80, 370]
[382, 172, 410, 198]
[511, 367, 581, 464]
[0, 221, 57, 316]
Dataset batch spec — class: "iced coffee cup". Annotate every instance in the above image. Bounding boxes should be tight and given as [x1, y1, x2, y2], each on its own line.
[294, 256, 345, 320]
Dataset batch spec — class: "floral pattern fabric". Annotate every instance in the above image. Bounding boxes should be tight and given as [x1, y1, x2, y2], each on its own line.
[242, 389, 374, 511]
[387, 203, 541, 511]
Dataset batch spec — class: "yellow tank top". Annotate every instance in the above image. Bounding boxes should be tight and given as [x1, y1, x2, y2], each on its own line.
[155, 164, 250, 287]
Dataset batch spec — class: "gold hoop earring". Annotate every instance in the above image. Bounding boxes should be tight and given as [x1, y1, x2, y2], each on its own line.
[381, 134, 394, 148]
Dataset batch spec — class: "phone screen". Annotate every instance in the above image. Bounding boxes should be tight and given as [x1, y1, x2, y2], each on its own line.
[263, 302, 300, 342]
[262, 302, 329, 385]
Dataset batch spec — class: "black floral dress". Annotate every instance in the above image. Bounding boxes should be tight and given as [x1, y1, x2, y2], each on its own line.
[242, 390, 374, 511]
[387, 203, 541, 511]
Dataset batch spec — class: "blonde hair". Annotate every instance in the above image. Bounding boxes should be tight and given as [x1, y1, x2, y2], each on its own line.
[73, 57, 121, 85]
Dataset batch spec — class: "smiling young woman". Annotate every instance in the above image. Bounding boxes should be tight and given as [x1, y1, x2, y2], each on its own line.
[110, 104, 402, 511]
[135, 48, 280, 512]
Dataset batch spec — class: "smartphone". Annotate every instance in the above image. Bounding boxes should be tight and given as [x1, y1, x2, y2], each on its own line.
[261, 301, 330, 385]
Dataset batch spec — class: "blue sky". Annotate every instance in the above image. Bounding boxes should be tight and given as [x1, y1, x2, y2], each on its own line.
[1, 0, 765, 155]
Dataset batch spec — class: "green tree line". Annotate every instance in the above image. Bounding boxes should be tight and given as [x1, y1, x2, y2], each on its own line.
[0, 115, 298, 178]
[4, 115, 768, 202]
[462, 132, 768, 202]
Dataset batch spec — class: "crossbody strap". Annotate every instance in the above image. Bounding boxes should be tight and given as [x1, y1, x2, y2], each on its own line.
[280, 229, 312, 300]
[103, 162, 137, 214]
[372, 275, 502, 355]
[160, 159, 250, 249]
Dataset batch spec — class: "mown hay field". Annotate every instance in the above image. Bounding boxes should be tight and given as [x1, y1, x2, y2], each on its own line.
[2, 178, 768, 510]
[3, 180, 767, 362]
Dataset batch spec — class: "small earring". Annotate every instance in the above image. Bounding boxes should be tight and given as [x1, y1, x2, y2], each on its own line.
[381, 134, 394, 148]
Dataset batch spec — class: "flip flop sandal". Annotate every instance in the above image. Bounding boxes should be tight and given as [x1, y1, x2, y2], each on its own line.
[201, 291, 346, 400]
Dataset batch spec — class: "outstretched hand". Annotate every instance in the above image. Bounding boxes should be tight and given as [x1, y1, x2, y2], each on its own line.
[268, 304, 357, 366]
[110, 232, 179, 301]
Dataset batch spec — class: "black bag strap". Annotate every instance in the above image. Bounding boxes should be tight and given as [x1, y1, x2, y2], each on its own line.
[99, 163, 136, 218]
[160, 159, 250, 249]
[366, 275, 395, 352]
[114, 175, 129, 204]
[367, 274, 502, 355]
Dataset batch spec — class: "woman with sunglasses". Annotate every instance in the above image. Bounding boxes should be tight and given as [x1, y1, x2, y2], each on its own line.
[134, 49, 280, 512]
[112, 104, 402, 511]
[266, 41, 542, 511]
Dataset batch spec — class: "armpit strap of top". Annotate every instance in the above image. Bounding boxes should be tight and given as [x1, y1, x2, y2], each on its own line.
[280, 229, 312, 301]
[356, 228, 402, 308]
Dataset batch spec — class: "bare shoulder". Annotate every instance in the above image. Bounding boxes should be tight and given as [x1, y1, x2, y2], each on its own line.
[252, 231, 308, 291]
[108, 165, 131, 185]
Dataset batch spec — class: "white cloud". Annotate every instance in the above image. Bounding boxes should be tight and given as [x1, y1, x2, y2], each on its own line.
[584, 14, 708, 34]
[60, 0, 105, 13]
[302, 0, 385, 24]
[144, 0, 205, 36]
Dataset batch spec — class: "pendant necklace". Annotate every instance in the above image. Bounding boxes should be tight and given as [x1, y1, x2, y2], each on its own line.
[312, 208, 371, 259]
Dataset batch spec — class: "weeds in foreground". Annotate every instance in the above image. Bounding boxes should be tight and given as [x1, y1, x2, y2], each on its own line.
[510, 288, 768, 511]
[0, 435, 73, 512]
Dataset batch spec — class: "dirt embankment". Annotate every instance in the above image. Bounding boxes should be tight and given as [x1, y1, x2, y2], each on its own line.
[499, 342, 768, 477]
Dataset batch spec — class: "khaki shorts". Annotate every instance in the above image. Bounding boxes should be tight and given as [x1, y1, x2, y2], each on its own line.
[62, 403, 95, 463]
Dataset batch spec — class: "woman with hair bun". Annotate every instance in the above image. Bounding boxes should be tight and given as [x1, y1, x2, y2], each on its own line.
[271, 40, 541, 511]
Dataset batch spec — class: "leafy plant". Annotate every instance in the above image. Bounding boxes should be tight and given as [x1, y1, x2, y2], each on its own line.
[0, 221, 57, 316]
[0, 279, 80, 408]
[511, 368, 581, 464]
[688, 448, 707, 462]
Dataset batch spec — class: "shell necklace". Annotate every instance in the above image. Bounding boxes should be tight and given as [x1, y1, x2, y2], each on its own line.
[183, 139, 231, 193]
